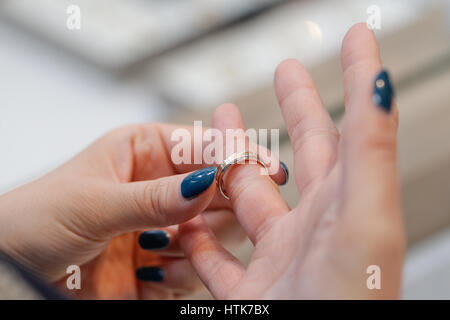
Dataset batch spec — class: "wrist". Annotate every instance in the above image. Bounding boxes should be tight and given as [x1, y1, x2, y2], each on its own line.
[0, 180, 61, 279]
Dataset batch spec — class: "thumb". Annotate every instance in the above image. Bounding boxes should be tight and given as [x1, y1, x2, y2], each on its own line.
[84, 167, 217, 237]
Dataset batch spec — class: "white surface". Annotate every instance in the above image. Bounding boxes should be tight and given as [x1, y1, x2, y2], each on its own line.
[148, 0, 431, 109]
[0, 0, 280, 69]
[403, 227, 450, 299]
[0, 22, 168, 194]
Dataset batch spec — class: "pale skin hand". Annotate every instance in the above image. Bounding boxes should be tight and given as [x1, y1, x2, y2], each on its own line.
[179, 24, 406, 299]
[0, 123, 284, 299]
[0, 23, 404, 300]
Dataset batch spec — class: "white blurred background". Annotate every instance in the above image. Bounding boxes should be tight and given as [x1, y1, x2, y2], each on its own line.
[0, 0, 449, 299]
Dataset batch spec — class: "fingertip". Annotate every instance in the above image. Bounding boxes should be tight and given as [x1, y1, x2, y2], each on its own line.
[265, 155, 288, 186]
[212, 103, 243, 130]
[214, 102, 239, 115]
[274, 58, 300, 81]
[140, 170, 218, 228]
[279, 161, 289, 186]
[138, 230, 171, 250]
[343, 22, 374, 40]
[274, 58, 310, 103]
[373, 69, 394, 113]
[136, 267, 165, 282]
[342, 22, 376, 50]
[180, 166, 217, 200]
[341, 22, 380, 71]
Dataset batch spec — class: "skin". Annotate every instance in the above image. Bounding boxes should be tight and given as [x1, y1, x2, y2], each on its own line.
[0, 23, 405, 299]
[178, 24, 406, 299]
[0, 122, 279, 299]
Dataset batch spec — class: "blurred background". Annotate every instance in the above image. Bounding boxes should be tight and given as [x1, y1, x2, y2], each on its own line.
[0, 0, 449, 299]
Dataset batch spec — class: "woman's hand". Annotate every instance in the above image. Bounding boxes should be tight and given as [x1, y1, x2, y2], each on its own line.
[179, 24, 406, 299]
[0, 122, 285, 299]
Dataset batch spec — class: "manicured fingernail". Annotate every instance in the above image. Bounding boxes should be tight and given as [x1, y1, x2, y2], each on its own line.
[138, 230, 170, 250]
[373, 69, 394, 113]
[280, 161, 289, 186]
[181, 166, 217, 199]
[136, 267, 164, 282]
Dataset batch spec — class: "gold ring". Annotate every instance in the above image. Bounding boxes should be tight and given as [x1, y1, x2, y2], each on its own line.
[216, 151, 267, 200]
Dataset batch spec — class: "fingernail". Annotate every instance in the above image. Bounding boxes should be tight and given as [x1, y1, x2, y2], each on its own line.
[136, 267, 164, 282]
[280, 161, 289, 186]
[138, 230, 170, 250]
[373, 69, 394, 113]
[181, 166, 217, 199]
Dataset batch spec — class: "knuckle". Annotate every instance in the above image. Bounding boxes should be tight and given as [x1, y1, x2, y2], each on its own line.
[280, 82, 316, 111]
[148, 180, 169, 225]
[356, 223, 406, 259]
[363, 132, 395, 152]
[370, 226, 406, 255]
[132, 184, 148, 224]
[367, 228, 406, 264]
[98, 123, 161, 158]
[107, 123, 152, 138]
[131, 123, 159, 152]
[228, 169, 261, 202]
[291, 124, 339, 156]
[106, 123, 161, 147]
[362, 136, 396, 164]
[339, 212, 406, 260]
[354, 121, 397, 160]
[134, 180, 169, 226]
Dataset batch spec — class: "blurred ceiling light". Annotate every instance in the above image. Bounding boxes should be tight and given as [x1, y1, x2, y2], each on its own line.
[304, 20, 323, 44]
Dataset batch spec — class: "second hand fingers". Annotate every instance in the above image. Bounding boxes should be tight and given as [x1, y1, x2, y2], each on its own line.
[138, 209, 246, 256]
[136, 258, 205, 298]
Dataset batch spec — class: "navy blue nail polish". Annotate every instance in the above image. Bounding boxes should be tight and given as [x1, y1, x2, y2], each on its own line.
[139, 230, 170, 250]
[373, 70, 394, 113]
[181, 166, 217, 199]
[280, 161, 289, 186]
[136, 267, 164, 282]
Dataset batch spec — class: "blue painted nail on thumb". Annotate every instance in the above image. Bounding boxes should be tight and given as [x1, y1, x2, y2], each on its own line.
[373, 70, 394, 113]
[181, 167, 217, 199]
